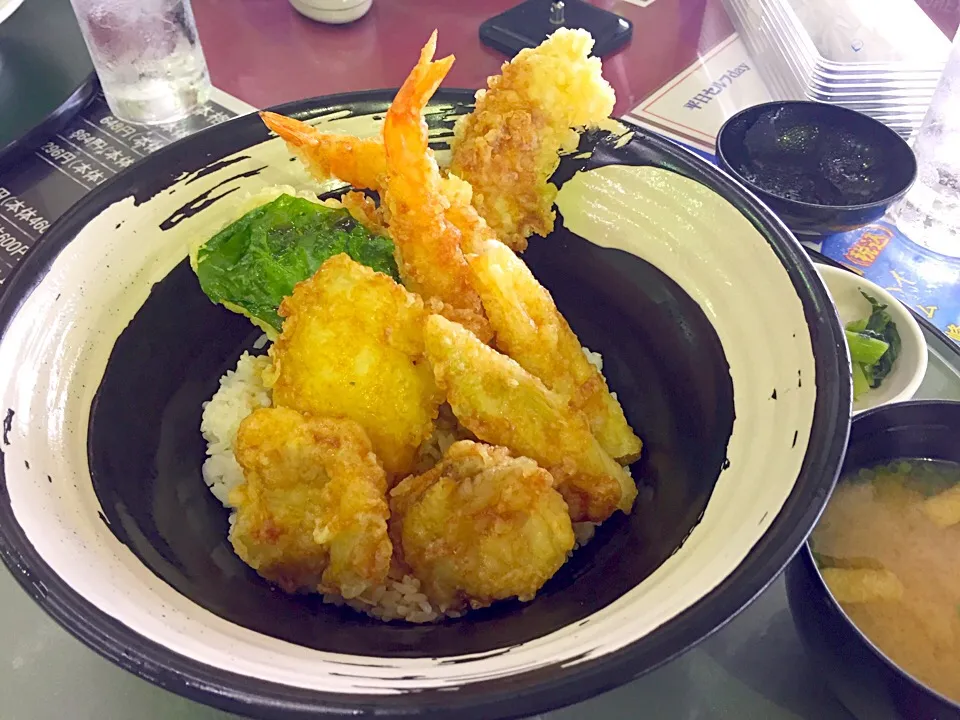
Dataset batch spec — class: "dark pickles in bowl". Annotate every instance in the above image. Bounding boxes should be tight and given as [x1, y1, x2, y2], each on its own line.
[717, 101, 917, 237]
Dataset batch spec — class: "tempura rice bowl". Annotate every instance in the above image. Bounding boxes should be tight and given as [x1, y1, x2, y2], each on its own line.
[0, 90, 848, 719]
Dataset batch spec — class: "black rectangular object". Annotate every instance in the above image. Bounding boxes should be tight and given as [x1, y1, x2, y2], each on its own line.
[479, 0, 633, 58]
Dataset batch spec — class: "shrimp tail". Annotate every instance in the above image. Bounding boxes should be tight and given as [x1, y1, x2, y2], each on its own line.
[259, 111, 318, 150]
[259, 111, 387, 190]
[388, 31, 454, 131]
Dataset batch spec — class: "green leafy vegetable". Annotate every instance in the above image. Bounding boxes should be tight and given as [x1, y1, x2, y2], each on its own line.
[193, 194, 399, 334]
[851, 361, 870, 400]
[860, 292, 901, 389]
[845, 329, 889, 366]
[843, 291, 902, 400]
[862, 292, 892, 334]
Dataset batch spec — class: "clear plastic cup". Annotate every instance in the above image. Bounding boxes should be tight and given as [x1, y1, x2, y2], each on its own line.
[69, 0, 211, 125]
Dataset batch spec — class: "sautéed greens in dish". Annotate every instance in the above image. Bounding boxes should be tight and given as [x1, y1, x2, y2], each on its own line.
[812, 459, 960, 703]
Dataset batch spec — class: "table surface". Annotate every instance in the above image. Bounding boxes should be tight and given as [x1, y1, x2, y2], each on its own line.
[193, 0, 737, 118]
[3, 1, 960, 719]
[0, 0, 94, 165]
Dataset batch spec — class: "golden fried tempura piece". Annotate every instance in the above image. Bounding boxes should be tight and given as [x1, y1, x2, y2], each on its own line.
[381, 32, 492, 342]
[337, 190, 388, 236]
[260, 111, 387, 191]
[438, 173, 498, 255]
[470, 240, 641, 462]
[269, 254, 443, 476]
[390, 440, 574, 611]
[230, 407, 392, 599]
[423, 314, 636, 522]
[450, 28, 616, 251]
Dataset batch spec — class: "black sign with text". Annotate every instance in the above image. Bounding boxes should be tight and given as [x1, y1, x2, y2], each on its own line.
[0, 92, 239, 286]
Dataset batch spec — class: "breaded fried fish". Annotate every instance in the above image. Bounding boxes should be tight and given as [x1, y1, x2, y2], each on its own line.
[469, 239, 641, 462]
[268, 254, 443, 476]
[390, 440, 574, 611]
[230, 407, 392, 599]
[450, 28, 616, 251]
[422, 314, 637, 523]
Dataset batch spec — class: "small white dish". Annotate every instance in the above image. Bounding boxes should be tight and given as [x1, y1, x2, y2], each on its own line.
[816, 264, 927, 414]
[289, 0, 371, 24]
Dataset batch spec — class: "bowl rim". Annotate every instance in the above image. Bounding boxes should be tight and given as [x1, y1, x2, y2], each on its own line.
[0, 88, 852, 720]
[814, 264, 928, 412]
[0, 0, 26, 27]
[799, 398, 960, 713]
[715, 100, 918, 214]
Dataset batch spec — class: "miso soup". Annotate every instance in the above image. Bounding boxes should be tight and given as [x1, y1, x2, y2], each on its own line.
[812, 459, 960, 703]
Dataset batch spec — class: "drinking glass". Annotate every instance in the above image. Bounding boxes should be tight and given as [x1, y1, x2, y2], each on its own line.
[69, 0, 211, 125]
[893, 29, 960, 258]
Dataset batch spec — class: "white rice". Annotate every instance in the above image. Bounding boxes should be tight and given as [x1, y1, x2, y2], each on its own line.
[322, 571, 460, 624]
[573, 521, 598, 547]
[199, 345, 618, 622]
[200, 352, 272, 506]
[582, 345, 603, 371]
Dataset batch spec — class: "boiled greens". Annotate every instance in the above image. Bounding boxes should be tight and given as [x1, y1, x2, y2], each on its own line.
[844, 291, 901, 401]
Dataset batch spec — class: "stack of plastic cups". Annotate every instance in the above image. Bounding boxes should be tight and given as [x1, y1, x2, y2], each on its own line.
[721, 0, 951, 138]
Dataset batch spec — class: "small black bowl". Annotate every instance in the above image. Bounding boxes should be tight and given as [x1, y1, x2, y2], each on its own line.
[717, 101, 917, 237]
[786, 400, 960, 720]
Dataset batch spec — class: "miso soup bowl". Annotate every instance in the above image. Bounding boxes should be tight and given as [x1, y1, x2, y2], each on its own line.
[786, 400, 960, 720]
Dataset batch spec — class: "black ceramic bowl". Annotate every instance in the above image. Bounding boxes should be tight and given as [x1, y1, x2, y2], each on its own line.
[716, 101, 917, 237]
[786, 400, 960, 720]
[0, 90, 849, 719]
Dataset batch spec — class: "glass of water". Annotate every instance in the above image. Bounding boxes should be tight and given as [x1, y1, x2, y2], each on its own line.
[69, 0, 211, 125]
[892, 29, 960, 258]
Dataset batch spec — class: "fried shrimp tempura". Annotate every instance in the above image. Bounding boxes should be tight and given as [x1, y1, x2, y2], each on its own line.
[470, 240, 642, 462]
[450, 28, 616, 251]
[382, 32, 492, 342]
[269, 254, 443, 477]
[390, 440, 574, 611]
[230, 407, 392, 599]
[260, 111, 387, 191]
[423, 314, 637, 523]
